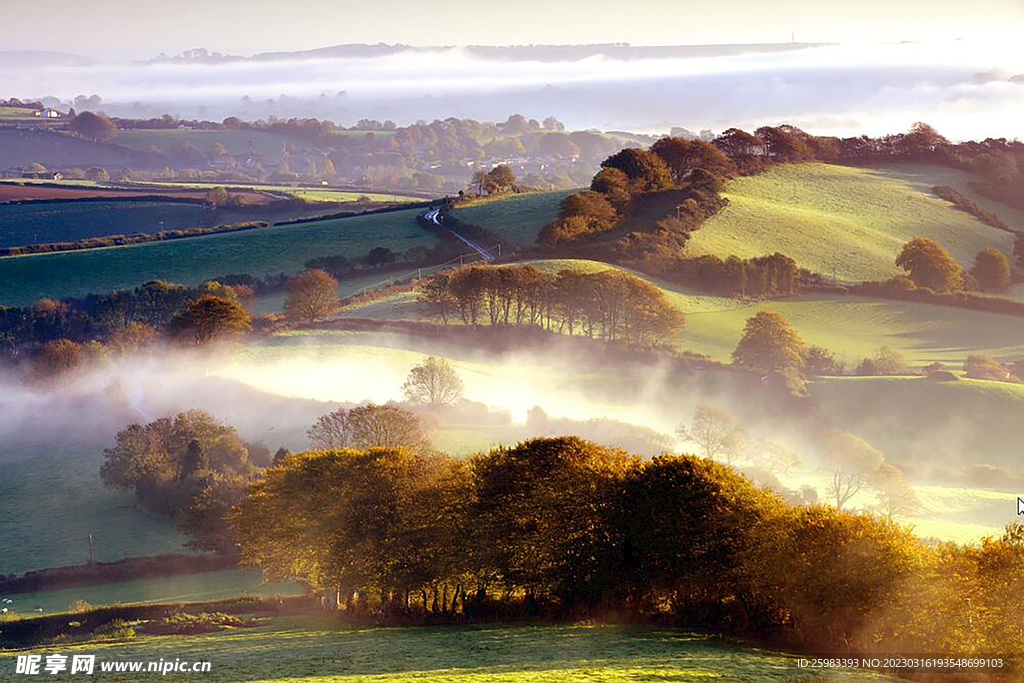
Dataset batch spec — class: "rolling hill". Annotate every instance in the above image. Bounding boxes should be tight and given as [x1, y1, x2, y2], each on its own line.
[686, 163, 1017, 282]
[451, 190, 574, 246]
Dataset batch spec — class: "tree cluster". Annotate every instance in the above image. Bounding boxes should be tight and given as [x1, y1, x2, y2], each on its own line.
[230, 435, 1024, 655]
[418, 264, 684, 348]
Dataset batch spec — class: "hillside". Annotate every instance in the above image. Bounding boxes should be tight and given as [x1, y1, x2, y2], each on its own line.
[686, 163, 1017, 282]
[0, 130, 153, 168]
[0, 208, 437, 306]
[451, 189, 574, 246]
[336, 258, 1024, 368]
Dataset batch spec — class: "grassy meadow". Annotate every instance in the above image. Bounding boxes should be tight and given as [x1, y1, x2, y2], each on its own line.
[0, 569, 302, 618]
[0, 208, 438, 306]
[685, 163, 1016, 282]
[0, 201, 205, 248]
[451, 190, 574, 246]
[0, 619, 883, 682]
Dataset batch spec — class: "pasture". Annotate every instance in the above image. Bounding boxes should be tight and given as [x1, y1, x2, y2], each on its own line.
[0, 619, 881, 681]
[687, 163, 1016, 282]
[0, 208, 438, 306]
[0, 570, 302, 618]
[0, 130, 143, 168]
[128, 180, 425, 204]
[451, 190, 574, 245]
[0, 201, 206, 248]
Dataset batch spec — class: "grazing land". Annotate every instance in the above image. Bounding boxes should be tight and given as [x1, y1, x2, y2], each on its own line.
[0, 208, 438, 305]
[0, 620, 881, 682]
[680, 163, 1016, 281]
[451, 189, 574, 245]
[0, 201, 206, 248]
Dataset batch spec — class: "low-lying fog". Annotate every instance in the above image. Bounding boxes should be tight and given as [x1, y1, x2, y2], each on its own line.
[4, 41, 1023, 139]
[1, 332, 1020, 545]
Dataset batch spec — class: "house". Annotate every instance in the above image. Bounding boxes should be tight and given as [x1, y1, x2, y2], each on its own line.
[32, 108, 62, 119]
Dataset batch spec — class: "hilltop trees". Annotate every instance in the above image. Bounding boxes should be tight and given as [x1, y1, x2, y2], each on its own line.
[284, 269, 340, 323]
[896, 237, 963, 292]
[69, 111, 117, 142]
[402, 356, 464, 407]
[168, 295, 251, 344]
[600, 148, 671, 192]
[731, 311, 806, 374]
[650, 137, 736, 183]
[419, 264, 683, 348]
[970, 247, 1011, 292]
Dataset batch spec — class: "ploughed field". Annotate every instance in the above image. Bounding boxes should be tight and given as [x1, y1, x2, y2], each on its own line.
[0, 201, 206, 248]
[0, 620, 886, 681]
[0, 208, 438, 306]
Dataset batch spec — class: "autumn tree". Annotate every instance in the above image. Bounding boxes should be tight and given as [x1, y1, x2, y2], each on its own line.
[650, 137, 736, 184]
[895, 237, 963, 292]
[402, 356, 465, 407]
[307, 407, 354, 449]
[284, 269, 340, 323]
[487, 165, 517, 192]
[855, 346, 909, 376]
[600, 148, 671, 192]
[168, 295, 251, 344]
[970, 247, 1011, 292]
[69, 111, 117, 142]
[872, 464, 921, 519]
[731, 311, 807, 374]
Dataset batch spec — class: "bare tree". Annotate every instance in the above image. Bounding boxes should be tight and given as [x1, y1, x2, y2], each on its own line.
[676, 405, 748, 464]
[307, 407, 353, 449]
[872, 463, 922, 519]
[822, 430, 884, 510]
[402, 356, 465, 406]
[749, 438, 801, 474]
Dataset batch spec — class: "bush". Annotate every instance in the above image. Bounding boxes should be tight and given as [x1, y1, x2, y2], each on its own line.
[142, 611, 246, 635]
[93, 619, 135, 640]
[963, 355, 1019, 383]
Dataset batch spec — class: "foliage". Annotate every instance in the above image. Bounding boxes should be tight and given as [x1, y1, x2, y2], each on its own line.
[855, 346, 911, 376]
[307, 403, 430, 451]
[168, 294, 251, 344]
[896, 237, 964, 292]
[69, 111, 117, 142]
[731, 311, 806, 374]
[970, 247, 1011, 292]
[283, 269, 340, 323]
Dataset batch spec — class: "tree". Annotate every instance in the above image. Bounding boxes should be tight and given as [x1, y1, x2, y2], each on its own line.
[32, 339, 87, 380]
[855, 346, 909, 376]
[168, 295, 251, 344]
[872, 464, 921, 519]
[348, 403, 429, 450]
[963, 355, 1018, 382]
[970, 247, 1011, 292]
[731, 311, 806, 374]
[650, 137, 736, 184]
[676, 406, 748, 464]
[821, 430, 885, 510]
[284, 269, 340, 323]
[469, 170, 497, 196]
[307, 407, 353, 449]
[69, 111, 117, 142]
[600, 148, 671, 192]
[895, 237, 963, 292]
[365, 247, 396, 268]
[748, 438, 801, 474]
[402, 356, 465, 406]
[85, 167, 110, 181]
[590, 167, 632, 206]
[804, 346, 844, 376]
[487, 165, 517, 192]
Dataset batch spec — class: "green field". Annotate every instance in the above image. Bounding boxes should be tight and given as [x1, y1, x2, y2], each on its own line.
[451, 190, 574, 245]
[0, 569, 303, 618]
[0, 445, 190, 575]
[1, 620, 881, 682]
[127, 180, 424, 204]
[0, 201, 205, 248]
[687, 163, 1017, 282]
[0, 209, 438, 306]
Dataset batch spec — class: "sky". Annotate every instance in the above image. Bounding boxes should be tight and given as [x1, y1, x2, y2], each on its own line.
[1, 0, 1023, 60]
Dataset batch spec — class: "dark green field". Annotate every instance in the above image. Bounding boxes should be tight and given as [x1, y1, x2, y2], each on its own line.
[0, 201, 205, 248]
[0, 209, 438, 306]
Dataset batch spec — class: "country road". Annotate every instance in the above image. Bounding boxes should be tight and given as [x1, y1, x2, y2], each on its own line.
[424, 207, 494, 261]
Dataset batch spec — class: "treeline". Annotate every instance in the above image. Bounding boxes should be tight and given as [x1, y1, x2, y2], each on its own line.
[232, 436, 1024, 656]
[418, 264, 684, 347]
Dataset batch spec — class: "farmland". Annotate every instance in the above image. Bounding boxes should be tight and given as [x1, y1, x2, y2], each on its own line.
[0, 130, 146, 168]
[115, 129, 319, 160]
[451, 189, 574, 245]
[0, 619, 881, 682]
[0, 201, 206, 248]
[0, 208, 438, 306]
[686, 163, 1016, 282]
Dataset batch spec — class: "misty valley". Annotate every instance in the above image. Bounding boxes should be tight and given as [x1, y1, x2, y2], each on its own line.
[3, 6, 1024, 681]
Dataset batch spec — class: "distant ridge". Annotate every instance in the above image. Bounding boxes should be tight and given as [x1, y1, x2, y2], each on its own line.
[0, 50, 94, 67]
